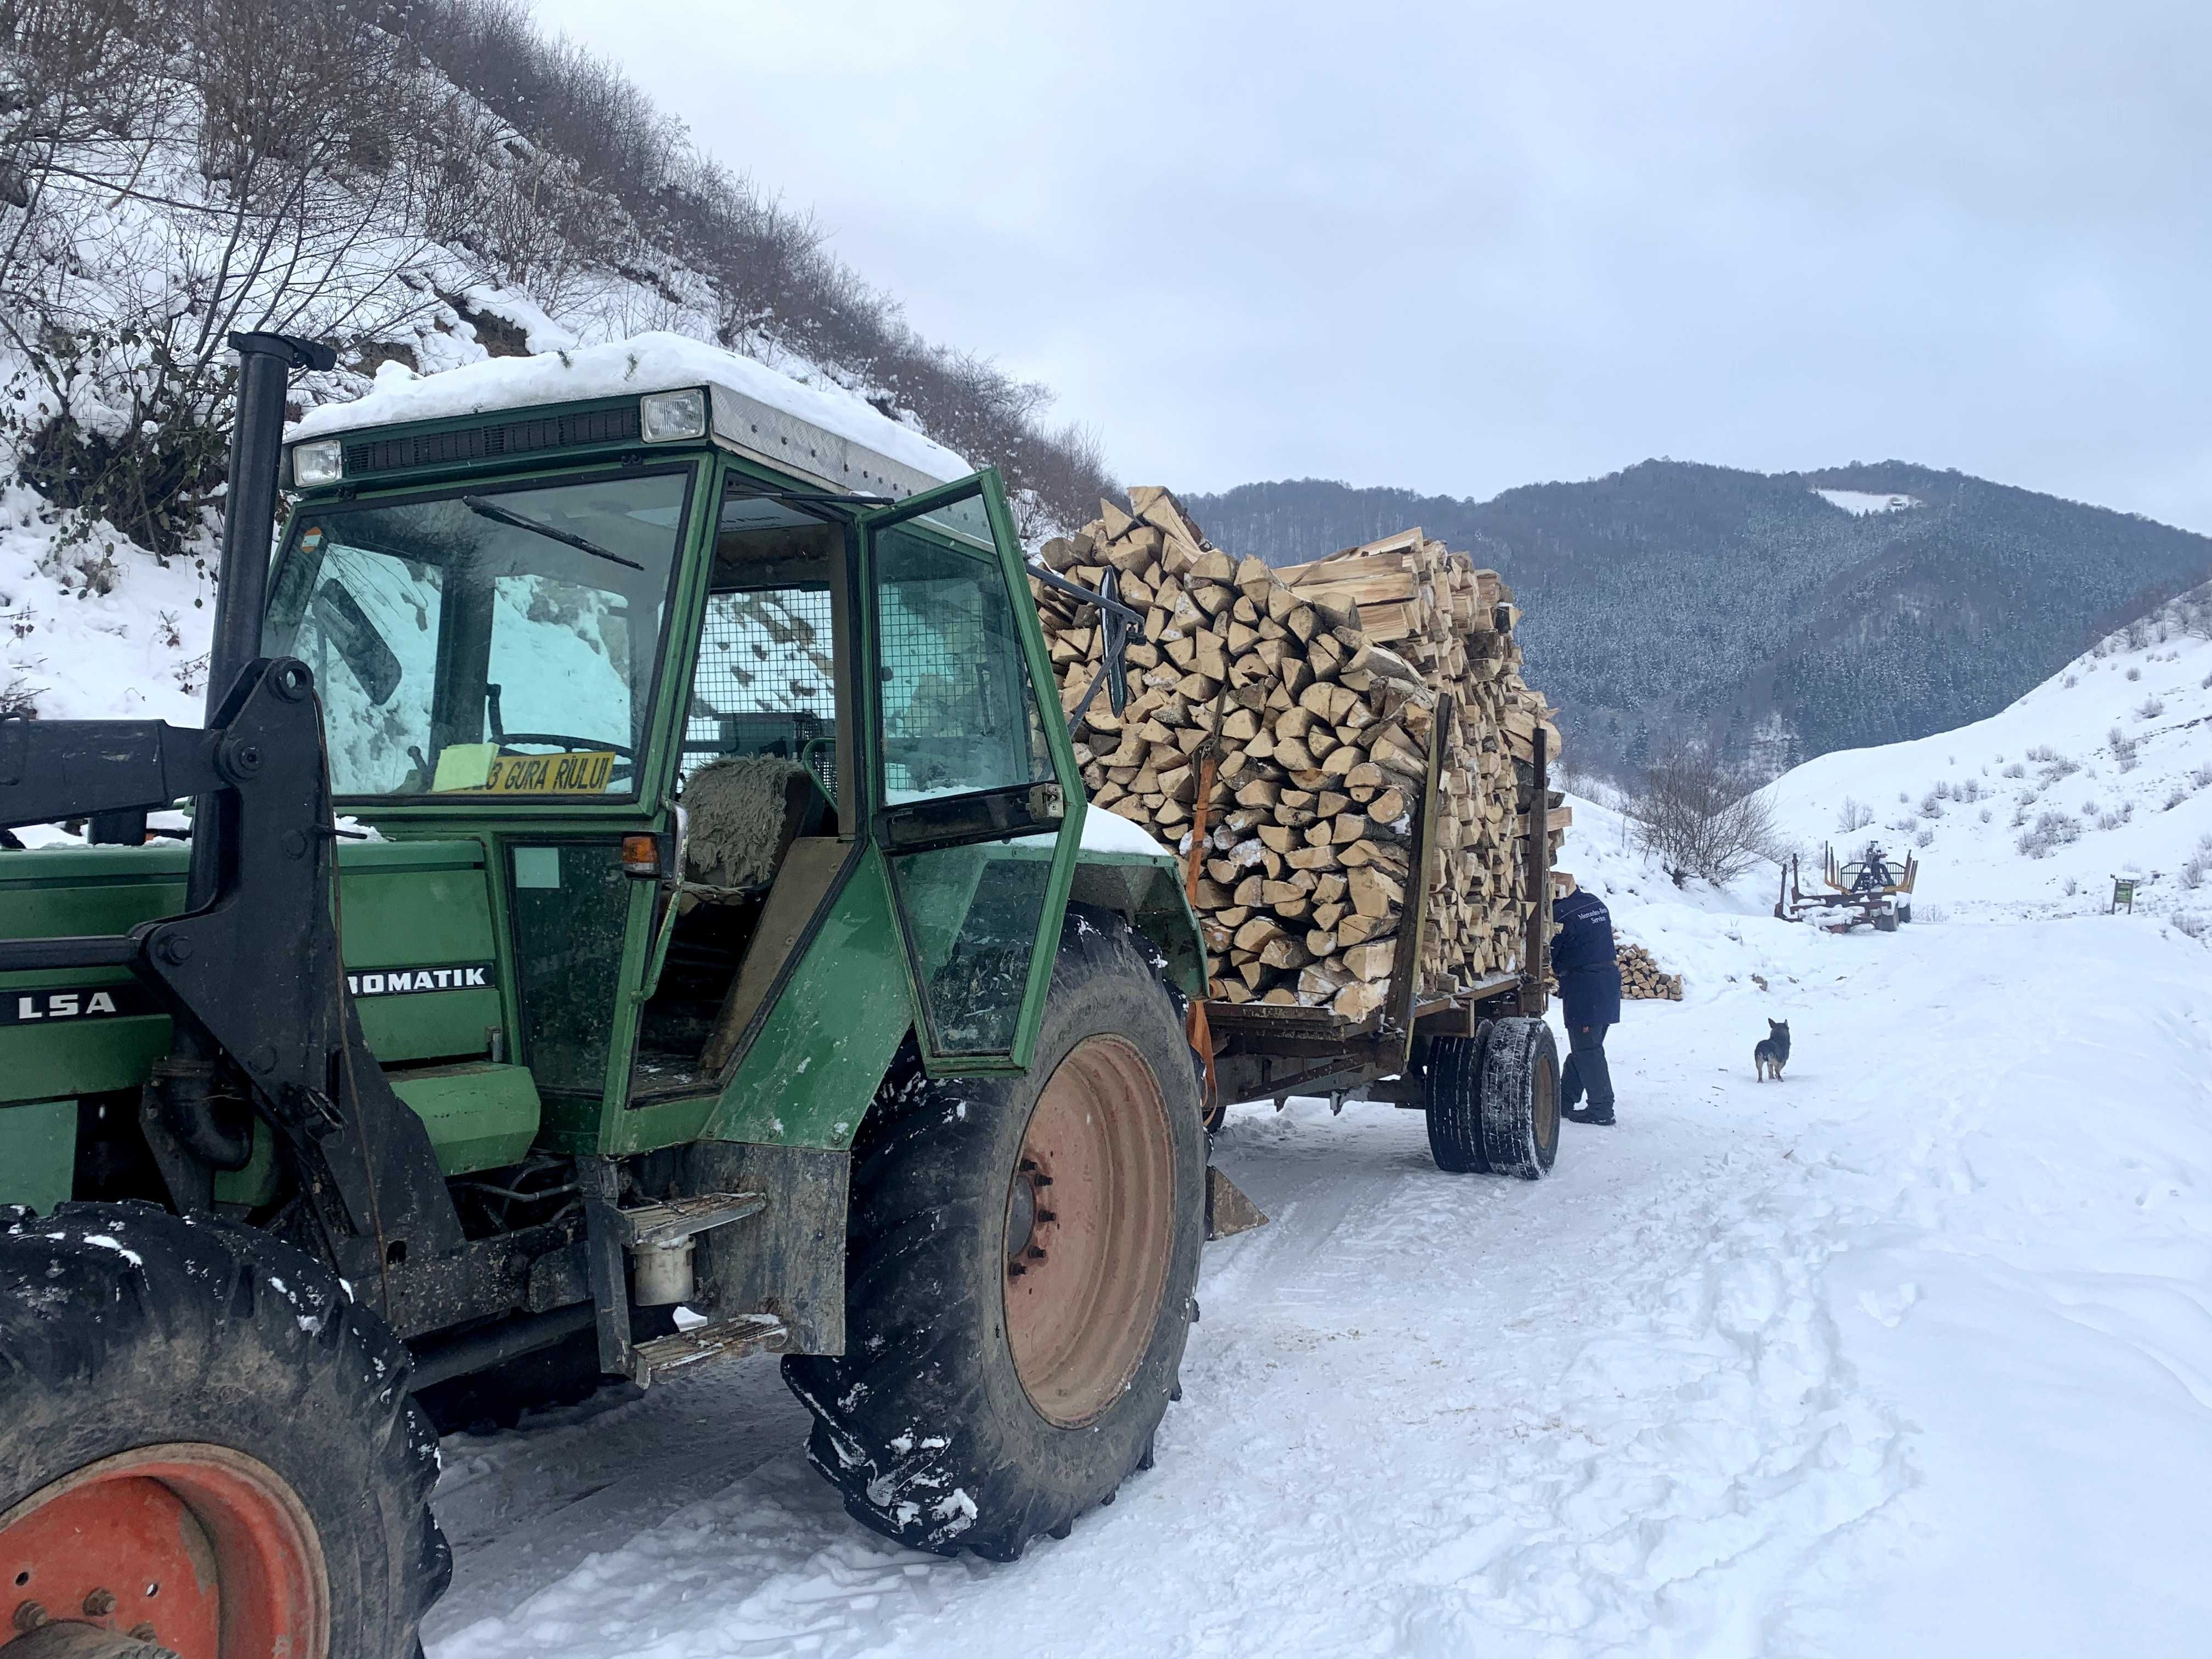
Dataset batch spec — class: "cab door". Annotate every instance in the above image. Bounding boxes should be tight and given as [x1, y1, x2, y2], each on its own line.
[856, 470, 1085, 1073]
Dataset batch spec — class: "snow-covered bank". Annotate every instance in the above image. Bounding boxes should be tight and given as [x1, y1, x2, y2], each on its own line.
[1758, 583, 2212, 930]
[424, 817, 2212, 1656]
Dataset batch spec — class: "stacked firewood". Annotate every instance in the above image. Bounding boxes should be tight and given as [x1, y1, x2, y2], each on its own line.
[1617, 943, 1684, 1001]
[1030, 486, 1564, 1017]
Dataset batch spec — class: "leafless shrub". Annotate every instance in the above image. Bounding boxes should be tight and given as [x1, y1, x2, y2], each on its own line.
[2137, 696, 2165, 719]
[2126, 666, 2142, 681]
[2016, 810, 2080, 859]
[1624, 749, 1784, 887]
[1914, 828, 1934, 847]
[1836, 796, 1874, 832]
[0, 0, 458, 552]
[2002, 761, 2026, 778]
[0, 673, 40, 718]
[2175, 913, 2207, 941]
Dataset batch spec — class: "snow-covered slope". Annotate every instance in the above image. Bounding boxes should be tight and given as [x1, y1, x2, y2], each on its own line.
[0, 488, 215, 726]
[1758, 584, 2212, 932]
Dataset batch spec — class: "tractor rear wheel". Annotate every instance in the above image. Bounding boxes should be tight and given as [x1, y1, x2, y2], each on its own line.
[1479, 1017, 1561, 1180]
[785, 906, 1205, 1561]
[0, 1204, 448, 1659]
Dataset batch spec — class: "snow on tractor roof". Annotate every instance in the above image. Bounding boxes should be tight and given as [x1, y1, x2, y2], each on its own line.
[291, 332, 972, 499]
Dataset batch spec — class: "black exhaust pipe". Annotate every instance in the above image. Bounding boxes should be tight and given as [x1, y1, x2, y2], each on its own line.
[149, 332, 336, 1206]
[207, 332, 338, 727]
[84, 332, 336, 848]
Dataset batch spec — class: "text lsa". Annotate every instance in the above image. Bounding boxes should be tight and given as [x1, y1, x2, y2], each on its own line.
[15, 991, 121, 1020]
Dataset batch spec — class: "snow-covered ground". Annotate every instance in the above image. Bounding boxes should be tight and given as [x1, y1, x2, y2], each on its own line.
[1759, 582, 2212, 932]
[422, 785, 2212, 1657]
[1812, 488, 1921, 516]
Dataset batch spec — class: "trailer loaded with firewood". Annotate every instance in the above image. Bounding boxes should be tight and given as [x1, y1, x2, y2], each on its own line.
[1028, 488, 1573, 1178]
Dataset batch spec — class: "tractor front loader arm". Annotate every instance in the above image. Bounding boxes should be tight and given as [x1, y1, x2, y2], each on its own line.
[0, 655, 465, 1307]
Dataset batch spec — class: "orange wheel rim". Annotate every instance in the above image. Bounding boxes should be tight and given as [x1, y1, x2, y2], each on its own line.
[0, 1444, 328, 1659]
[1003, 1035, 1177, 1427]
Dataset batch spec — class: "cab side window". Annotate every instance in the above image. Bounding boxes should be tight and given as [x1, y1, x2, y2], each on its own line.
[682, 488, 844, 802]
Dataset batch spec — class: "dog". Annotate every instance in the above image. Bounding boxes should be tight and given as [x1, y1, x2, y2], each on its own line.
[1754, 1019, 1791, 1081]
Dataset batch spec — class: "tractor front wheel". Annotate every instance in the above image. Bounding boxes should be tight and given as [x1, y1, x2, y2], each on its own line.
[0, 1205, 448, 1659]
[785, 906, 1205, 1561]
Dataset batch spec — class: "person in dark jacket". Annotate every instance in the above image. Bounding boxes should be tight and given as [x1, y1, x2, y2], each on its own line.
[1550, 878, 1622, 1125]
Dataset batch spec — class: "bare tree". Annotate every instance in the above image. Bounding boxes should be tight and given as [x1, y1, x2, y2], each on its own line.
[0, 0, 466, 551]
[1627, 748, 1784, 886]
[1836, 795, 1875, 832]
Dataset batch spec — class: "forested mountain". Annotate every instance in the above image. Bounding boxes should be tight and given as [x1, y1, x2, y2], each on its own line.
[1187, 464, 2212, 780]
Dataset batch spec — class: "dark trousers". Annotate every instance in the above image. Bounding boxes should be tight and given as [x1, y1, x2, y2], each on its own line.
[1561, 1022, 1615, 1111]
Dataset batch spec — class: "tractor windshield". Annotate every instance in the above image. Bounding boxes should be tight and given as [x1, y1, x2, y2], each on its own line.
[263, 467, 692, 798]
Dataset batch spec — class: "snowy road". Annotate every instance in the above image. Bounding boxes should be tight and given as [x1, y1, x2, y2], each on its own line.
[426, 912, 2212, 1657]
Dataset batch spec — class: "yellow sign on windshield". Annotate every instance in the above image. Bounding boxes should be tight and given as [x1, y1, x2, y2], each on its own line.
[484, 751, 617, 793]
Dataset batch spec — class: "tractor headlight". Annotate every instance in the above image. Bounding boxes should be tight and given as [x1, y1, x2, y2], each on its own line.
[640, 387, 708, 443]
[292, 438, 343, 488]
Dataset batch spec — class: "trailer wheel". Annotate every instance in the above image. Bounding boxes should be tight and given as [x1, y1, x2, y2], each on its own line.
[0, 1204, 448, 1659]
[1480, 1017, 1561, 1180]
[1423, 1027, 1493, 1173]
[785, 905, 1205, 1561]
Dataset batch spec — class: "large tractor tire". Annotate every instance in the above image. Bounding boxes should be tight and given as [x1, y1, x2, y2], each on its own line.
[1479, 1017, 1561, 1180]
[785, 906, 1205, 1561]
[0, 1204, 448, 1659]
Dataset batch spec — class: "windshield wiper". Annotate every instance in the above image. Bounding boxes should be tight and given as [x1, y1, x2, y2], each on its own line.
[461, 496, 644, 571]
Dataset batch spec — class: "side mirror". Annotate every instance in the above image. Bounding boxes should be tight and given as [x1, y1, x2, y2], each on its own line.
[1029, 560, 1146, 729]
[1099, 568, 1130, 716]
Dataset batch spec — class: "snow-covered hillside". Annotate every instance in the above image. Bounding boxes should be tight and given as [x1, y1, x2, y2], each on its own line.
[1759, 583, 2212, 933]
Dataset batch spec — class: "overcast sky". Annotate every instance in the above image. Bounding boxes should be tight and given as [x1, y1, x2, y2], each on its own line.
[538, 0, 2212, 531]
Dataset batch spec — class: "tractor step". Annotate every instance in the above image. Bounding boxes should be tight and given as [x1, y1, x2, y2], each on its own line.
[628, 1312, 787, 1387]
[612, 1189, 766, 1249]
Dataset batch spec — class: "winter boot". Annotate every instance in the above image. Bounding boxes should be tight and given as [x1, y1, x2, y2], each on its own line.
[1563, 1102, 1615, 1126]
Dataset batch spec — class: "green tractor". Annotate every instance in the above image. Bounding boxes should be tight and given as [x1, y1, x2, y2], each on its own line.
[0, 332, 1235, 1657]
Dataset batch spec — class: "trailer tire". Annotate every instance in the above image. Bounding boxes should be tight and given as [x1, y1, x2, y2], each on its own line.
[785, 905, 1205, 1561]
[0, 1203, 448, 1659]
[1423, 1028, 1493, 1173]
[1480, 1017, 1561, 1180]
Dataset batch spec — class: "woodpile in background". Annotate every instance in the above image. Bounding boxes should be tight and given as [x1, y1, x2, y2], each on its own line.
[1030, 486, 1564, 1017]
[1617, 942, 1684, 1001]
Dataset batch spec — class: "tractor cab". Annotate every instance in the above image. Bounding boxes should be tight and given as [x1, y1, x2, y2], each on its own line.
[261, 339, 1143, 1172]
